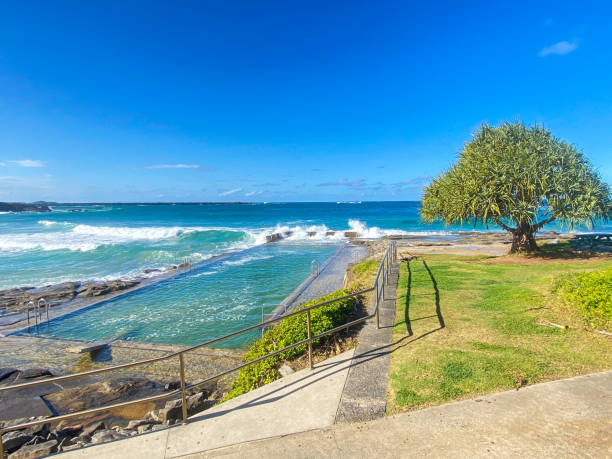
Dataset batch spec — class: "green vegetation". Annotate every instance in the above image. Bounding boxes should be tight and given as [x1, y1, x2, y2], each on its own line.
[555, 267, 612, 330]
[225, 257, 380, 400]
[225, 290, 356, 400]
[388, 251, 612, 414]
[421, 121, 611, 253]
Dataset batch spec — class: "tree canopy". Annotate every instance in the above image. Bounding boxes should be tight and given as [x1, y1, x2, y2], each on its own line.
[421, 121, 611, 253]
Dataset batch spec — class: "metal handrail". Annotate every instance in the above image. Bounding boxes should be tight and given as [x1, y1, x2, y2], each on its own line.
[0, 242, 397, 455]
[311, 259, 320, 277]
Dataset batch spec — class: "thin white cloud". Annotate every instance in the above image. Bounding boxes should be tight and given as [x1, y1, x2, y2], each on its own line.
[317, 178, 365, 187]
[2, 159, 46, 168]
[245, 191, 262, 197]
[219, 188, 242, 196]
[539, 41, 578, 57]
[146, 164, 201, 169]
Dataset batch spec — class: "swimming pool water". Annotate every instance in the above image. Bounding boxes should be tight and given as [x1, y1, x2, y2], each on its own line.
[22, 243, 338, 348]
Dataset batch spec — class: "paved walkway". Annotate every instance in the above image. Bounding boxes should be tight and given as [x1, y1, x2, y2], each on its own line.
[336, 263, 399, 422]
[274, 244, 367, 316]
[187, 370, 612, 458]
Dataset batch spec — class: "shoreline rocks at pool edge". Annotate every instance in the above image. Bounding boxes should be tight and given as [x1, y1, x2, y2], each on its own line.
[1, 368, 219, 458]
[0, 260, 194, 317]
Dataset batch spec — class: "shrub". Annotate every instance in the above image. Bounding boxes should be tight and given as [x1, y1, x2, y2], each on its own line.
[555, 267, 612, 330]
[224, 289, 359, 400]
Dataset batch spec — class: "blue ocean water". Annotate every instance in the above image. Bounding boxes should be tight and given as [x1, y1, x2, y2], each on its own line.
[0, 201, 607, 290]
[2, 202, 608, 346]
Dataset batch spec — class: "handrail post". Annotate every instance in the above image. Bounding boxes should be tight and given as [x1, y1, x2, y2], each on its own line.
[306, 310, 313, 370]
[374, 279, 379, 309]
[179, 353, 188, 424]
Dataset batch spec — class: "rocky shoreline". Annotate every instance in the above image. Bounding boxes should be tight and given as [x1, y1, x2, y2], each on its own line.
[0, 366, 221, 457]
[0, 261, 191, 327]
[0, 203, 51, 213]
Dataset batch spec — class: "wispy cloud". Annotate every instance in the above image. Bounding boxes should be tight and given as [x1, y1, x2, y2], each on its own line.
[1, 159, 46, 168]
[146, 164, 204, 169]
[401, 174, 431, 186]
[218, 188, 242, 196]
[317, 178, 365, 188]
[245, 190, 262, 197]
[539, 40, 578, 57]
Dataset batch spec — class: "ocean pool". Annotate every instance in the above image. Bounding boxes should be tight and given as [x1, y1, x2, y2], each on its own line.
[18, 243, 338, 348]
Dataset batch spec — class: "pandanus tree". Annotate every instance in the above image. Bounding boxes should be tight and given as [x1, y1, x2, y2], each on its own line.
[421, 122, 611, 253]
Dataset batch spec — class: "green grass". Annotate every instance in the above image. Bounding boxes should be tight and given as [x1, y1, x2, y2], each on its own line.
[387, 251, 612, 414]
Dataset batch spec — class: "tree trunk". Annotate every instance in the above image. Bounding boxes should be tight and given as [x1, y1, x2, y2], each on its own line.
[510, 224, 538, 253]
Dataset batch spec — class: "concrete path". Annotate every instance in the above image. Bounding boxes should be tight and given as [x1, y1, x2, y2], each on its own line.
[274, 244, 367, 315]
[58, 349, 356, 459]
[187, 370, 612, 458]
[335, 263, 399, 422]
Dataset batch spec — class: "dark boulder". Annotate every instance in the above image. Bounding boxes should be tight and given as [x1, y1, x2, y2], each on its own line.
[18, 369, 53, 380]
[7, 439, 57, 459]
[1, 431, 32, 453]
[0, 368, 19, 382]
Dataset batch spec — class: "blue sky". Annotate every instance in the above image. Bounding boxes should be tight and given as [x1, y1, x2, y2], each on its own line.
[1, 1, 611, 202]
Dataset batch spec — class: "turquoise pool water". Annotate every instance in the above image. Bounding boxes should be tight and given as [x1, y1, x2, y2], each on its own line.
[21, 243, 337, 348]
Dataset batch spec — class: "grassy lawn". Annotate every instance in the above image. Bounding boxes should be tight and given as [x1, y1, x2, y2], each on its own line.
[387, 250, 612, 415]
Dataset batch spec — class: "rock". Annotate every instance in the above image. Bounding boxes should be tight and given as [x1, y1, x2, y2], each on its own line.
[1, 431, 32, 453]
[0, 203, 51, 213]
[76, 280, 138, 298]
[45, 377, 162, 415]
[0, 368, 19, 382]
[164, 381, 180, 391]
[143, 409, 162, 423]
[8, 440, 57, 459]
[186, 392, 207, 413]
[125, 419, 155, 430]
[90, 429, 126, 444]
[159, 399, 183, 424]
[53, 425, 81, 441]
[26, 282, 79, 303]
[137, 424, 152, 434]
[18, 368, 53, 380]
[80, 420, 107, 437]
[278, 364, 295, 377]
[142, 268, 161, 274]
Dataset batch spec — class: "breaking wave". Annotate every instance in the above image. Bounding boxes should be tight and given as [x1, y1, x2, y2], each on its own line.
[0, 219, 448, 253]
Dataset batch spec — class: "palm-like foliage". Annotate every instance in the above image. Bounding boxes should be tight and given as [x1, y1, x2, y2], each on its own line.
[421, 122, 611, 253]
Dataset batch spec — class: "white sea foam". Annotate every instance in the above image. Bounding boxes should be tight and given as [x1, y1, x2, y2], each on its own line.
[0, 219, 450, 254]
[191, 271, 218, 277]
[223, 254, 274, 266]
[0, 224, 247, 252]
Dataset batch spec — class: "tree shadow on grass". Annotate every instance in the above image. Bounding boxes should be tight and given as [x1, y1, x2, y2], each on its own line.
[524, 240, 612, 260]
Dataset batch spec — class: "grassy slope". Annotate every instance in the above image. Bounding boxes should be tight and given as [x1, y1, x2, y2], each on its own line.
[387, 252, 612, 414]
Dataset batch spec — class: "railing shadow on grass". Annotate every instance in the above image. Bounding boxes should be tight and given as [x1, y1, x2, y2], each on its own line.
[404, 261, 413, 336]
[421, 259, 445, 329]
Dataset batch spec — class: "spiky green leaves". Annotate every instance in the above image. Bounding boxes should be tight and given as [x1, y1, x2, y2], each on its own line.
[421, 121, 611, 233]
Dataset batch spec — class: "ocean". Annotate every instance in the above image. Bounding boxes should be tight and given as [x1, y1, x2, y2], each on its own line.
[0, 201, 607, 291]
[1, 201, 606, 346]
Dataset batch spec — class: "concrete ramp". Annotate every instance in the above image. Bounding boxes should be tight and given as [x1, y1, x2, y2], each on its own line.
[58, 349, 356, 459]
